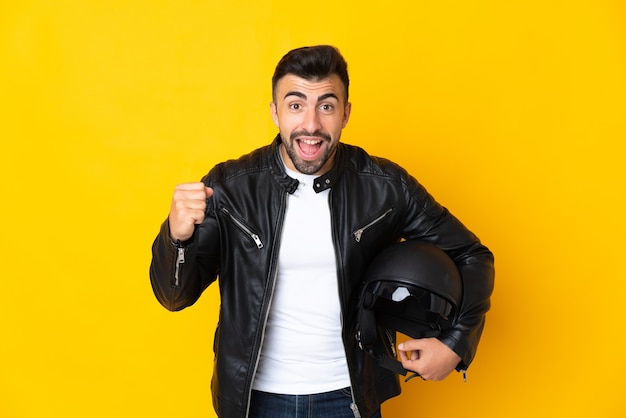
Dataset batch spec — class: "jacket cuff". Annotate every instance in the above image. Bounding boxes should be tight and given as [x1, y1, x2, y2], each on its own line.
[437, 327, 475, 371]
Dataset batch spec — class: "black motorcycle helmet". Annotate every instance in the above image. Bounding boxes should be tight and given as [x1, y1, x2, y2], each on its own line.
[356, 240, 463, 376]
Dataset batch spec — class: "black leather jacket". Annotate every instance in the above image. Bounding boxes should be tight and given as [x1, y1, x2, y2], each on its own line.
[150, 135, 495, 418]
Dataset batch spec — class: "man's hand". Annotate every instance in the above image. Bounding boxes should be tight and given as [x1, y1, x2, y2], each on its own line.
[168, 182, 213, 242]
[398, 338, 461, 381]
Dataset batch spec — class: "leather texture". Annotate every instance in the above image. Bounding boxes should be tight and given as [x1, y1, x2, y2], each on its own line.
[150, 134, 495, 418]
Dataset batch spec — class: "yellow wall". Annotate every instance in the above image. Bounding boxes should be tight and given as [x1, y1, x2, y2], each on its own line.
[1, 1, 625, 417]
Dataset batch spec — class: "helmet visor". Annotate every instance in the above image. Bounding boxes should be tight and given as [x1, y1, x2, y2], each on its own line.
[364, 280, 455, 335]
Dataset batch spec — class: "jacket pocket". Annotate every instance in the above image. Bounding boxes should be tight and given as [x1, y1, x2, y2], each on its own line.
[352, 207, 394, 243]
[220, 207, 264, 249]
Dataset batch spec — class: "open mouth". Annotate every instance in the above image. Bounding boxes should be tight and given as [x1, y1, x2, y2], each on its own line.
[297, 138, 323, 157]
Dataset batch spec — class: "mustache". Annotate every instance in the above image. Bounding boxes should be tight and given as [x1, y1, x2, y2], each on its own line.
[290, 130, 331, 142]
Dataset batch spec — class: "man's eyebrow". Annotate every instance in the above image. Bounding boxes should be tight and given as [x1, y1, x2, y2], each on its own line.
[284, 91, 307, 100]
[283, 91, 340, 102]
[318, 93, 339, 102]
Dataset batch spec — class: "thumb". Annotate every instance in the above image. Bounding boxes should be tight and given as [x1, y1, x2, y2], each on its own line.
[205, 186, 214, 198]
[398, 339, 424, 351]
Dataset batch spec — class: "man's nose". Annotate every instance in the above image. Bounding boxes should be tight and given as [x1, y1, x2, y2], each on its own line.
[302, 108, 322, 133]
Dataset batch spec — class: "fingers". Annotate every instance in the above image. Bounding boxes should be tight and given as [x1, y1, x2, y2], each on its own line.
[398, 345, 420, 362]
[397, 338, 461, 381]
[398, 339, 426, 352]
[398, 340, 424, 376]
[169, 182, 213, 242]
[398, 339, 424, 363]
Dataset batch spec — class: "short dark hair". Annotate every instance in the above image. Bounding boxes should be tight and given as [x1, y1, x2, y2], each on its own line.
[272, 45, 350, 102]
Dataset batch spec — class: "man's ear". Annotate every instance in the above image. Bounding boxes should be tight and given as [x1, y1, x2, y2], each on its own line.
[270, 102, 279, 128]
[342, 101, 352, 128]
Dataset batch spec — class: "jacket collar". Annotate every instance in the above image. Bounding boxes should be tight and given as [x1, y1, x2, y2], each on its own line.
[269, 133, 342, 194]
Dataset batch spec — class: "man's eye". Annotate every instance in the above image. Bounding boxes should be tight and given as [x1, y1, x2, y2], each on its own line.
[320, 104, 334, 112]
[289, 103, 302, 110]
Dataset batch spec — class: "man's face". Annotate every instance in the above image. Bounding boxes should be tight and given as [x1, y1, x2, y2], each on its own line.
[271, 74, 351, 175]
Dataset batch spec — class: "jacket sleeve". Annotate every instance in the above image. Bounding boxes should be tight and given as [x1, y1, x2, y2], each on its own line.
[401, 174, 495, 370]
[149, 201, 221, 312]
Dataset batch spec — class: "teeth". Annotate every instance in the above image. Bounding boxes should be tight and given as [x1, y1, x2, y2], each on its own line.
[301, 139, 321, 145]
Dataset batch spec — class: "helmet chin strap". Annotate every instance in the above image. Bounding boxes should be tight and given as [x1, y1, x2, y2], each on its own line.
[356, 305, 442, 378]
[363, 345, 408, 376]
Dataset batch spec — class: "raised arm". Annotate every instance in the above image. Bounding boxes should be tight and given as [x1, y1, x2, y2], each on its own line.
[149, 182, 218, 311]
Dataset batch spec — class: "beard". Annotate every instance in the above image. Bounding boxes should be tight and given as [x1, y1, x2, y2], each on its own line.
[282, 130, 337, 175]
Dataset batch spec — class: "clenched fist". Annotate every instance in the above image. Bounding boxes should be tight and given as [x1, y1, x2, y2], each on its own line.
[168, 182, 213, 242]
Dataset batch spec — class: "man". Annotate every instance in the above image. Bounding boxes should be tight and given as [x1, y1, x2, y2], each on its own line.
[150, 45, 494, 418]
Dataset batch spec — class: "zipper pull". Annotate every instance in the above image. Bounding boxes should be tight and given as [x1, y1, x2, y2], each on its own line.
[461, 369, 468, 382]
[251, 233, 263, 249]
[350, 403, 361, 418]
[174, 246, 185, 287]
[221, 207, 264, 249]
[353, 207, 394, 243]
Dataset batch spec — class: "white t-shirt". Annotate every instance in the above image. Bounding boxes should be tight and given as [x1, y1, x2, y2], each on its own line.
[251, 164, 351, 394]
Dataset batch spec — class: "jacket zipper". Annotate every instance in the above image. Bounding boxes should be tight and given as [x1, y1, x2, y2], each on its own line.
[350, 402, 362, 418]
[352, 207, 394, 242]
[244, 193, 287, 417]
[328, 191, 362, 418]
[221, 207, 264, 249]
[173, 246, 185, 287]
[384, 328, 396, 357]
[244, 268, 279, 417]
